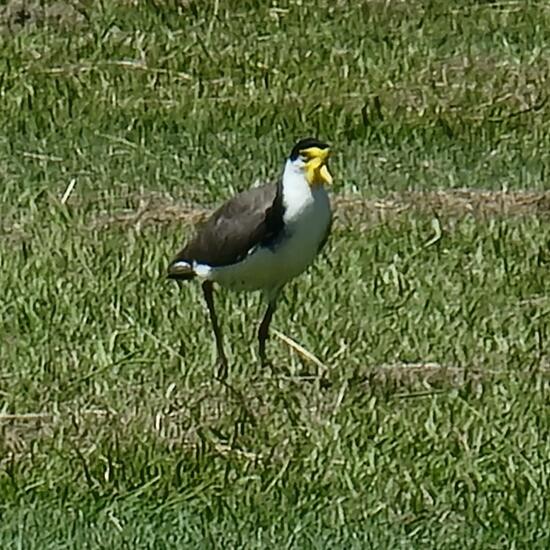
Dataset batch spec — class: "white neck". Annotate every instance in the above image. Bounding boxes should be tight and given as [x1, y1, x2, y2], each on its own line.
[281, 159, 318, 222]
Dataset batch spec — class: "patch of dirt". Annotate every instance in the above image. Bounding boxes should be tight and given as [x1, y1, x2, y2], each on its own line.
[90, 189, 550, 231]
[90, 192, 210, 232]
[343, 358, 550, 399]
[0, 0, 85, 33]
[336, 189, 550, 227]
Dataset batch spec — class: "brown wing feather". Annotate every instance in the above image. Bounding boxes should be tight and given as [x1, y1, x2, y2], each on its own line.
[169, 183, 283, 270]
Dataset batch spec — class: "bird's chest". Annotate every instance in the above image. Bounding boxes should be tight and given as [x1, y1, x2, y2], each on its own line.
[251, 189, 330, 284]
[277, 193, 330, 261]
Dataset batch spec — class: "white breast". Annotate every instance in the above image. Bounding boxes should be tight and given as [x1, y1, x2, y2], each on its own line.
[199, 160, 331, 294]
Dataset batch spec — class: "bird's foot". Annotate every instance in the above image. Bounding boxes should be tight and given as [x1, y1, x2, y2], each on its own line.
[259, 349, 272, 370]
[261, 359, 274, 371]
[259, 353, 293, 377]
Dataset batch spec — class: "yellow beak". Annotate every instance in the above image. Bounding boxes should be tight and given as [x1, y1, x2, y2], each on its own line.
[303, 147, 333, 186]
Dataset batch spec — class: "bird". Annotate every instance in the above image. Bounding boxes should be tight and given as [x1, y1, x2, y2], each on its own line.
[167, 137, 333, 378]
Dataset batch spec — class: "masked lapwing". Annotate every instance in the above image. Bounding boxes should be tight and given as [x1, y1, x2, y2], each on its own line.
[167, 138, 333, 377]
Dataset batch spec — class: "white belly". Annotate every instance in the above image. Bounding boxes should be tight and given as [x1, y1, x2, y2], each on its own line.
[196, 187, 330, 293]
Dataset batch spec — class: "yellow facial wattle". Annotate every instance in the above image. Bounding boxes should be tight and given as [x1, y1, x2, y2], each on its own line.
[302, 147, 332, 187]
[318, 163, 333, 185]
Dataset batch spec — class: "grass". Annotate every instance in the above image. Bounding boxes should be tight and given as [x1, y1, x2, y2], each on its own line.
[1, 0, 549, 547]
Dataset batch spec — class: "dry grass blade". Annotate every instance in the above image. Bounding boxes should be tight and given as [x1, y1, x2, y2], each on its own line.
[272, 328, 328, 372]
[212, 443, 262, 462]
[60, 178, 77, 204]
[0, 413, 52, 421]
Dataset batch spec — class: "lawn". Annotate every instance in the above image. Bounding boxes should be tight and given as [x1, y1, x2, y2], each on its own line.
[0, 0, 549, 547]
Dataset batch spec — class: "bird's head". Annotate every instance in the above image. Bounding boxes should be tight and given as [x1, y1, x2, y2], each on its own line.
[288, 138, 333, 187]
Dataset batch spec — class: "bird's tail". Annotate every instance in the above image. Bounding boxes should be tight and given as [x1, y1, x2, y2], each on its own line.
[167, 259, 195, 280]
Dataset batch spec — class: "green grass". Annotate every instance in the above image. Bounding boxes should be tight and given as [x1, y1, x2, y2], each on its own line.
[1, 0, 549, 547]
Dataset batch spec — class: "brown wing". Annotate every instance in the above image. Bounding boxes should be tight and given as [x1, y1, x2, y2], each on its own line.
[169, 183, 284, 270]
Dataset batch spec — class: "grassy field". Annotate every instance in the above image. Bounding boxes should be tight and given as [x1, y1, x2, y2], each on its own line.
[1, 0, 549, 547]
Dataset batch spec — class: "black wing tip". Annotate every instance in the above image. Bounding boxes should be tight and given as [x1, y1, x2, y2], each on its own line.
[167, 259, 195, 281]
[289, 137, 330, 161]
[167, 272, 195, 281]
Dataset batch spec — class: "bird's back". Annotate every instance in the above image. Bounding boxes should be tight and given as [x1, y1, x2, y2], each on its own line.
[169, 183, 282, 275]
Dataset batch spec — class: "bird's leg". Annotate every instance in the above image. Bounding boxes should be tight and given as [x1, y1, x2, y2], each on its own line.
[258, 292, 279, 367]
[201, 281, 228, 378]
[258, 302, 275, 367]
